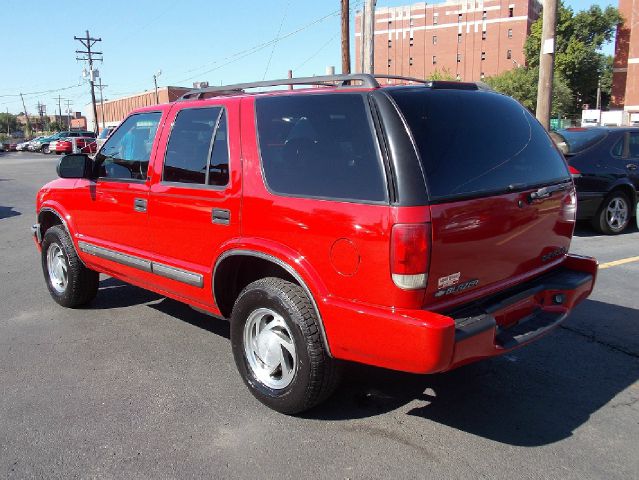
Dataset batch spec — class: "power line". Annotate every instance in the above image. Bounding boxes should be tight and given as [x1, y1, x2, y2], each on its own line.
[0, 84, 82, 99]
[74, 30, 102, 134]
[263, 0, 292, 80]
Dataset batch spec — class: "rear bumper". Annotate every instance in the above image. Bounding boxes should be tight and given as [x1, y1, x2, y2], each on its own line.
[322, 254, 597, 374]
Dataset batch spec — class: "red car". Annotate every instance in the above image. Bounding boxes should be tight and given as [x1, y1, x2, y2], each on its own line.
[52, 137, 97, 155]
[32, 74, 597, 414]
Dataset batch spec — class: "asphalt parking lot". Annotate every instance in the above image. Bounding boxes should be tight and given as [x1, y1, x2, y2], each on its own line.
[1, 152, 638, 479]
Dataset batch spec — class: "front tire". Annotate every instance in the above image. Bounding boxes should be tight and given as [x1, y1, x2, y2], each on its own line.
[42, 145, 50, 154]
[41, 225, 99, 307]
[592, 191, 631, 235]
[231, 277, 339, 414]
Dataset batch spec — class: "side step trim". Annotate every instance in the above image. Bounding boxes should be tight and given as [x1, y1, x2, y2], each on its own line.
[77, 241, 203, 288]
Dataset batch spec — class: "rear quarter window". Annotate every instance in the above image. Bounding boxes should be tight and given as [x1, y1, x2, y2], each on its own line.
[256, 93, 387, 203]
[388, 88, 570, 202]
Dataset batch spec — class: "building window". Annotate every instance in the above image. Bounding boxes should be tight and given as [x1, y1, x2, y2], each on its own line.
[481, 51, 486, 60]
[409, 57, 414, 66]
[458, 13, 462, 22]
[388, 20, 392, 25]
[458, 33, 462, 43]
[457, 53, 462, 63]
[388, 59, 392, 68]
[482, 10, 487, 20]
[509, 7, 514, 17]
[433, 13, 438, 25]
[456, 74, 461, 80]
[410, 39, 414, 47]
[432, 35, 437, 45]
[388, 39, 392, 48]
[507, 49, 512, 59]
[432, 55, 437, 64]
[410, 19, 414, 26]
[508, 29, 513, 38]
[480, 72, 485, 79]
[482, 31, 487, 40]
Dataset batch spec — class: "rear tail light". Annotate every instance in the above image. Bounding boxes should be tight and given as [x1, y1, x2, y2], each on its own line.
[562, 186, 578, 222]
[391, 223, 430, 290]
[568, 165, 580, 175]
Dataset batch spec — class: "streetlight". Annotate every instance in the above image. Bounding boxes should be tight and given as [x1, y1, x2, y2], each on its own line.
[153, 70, 162, 104]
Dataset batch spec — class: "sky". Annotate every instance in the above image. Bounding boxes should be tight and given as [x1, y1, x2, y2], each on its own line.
[0, 0, 617, 116]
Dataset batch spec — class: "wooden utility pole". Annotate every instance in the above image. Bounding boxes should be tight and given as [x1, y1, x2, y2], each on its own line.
[341, 0, 351, 74]
[19, 93, 31, 134]
[74, 30, 102, 134]
[98, 78, 107, 130]
[362, 0, 376, 74]
[535, 0, 557, 130]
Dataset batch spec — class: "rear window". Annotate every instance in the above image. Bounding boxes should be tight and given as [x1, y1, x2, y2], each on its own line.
[388, 88, 570, 202]
[256, 93, 386, 203]
[551, 128, 608, 155]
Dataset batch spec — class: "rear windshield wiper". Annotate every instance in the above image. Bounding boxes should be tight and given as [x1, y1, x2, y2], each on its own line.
[528, 183, 570, 202]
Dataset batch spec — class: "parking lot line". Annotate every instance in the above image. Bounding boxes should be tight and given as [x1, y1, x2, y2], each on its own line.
[599, 256, 639, 270]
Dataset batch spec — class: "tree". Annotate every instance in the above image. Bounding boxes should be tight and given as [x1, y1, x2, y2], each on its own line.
[0, 112, 18, 134]
[524, 2, 620, 113]
[426, 68, 455, 81]
[48, 121, 63, 132]
[485, 66, 572, 116]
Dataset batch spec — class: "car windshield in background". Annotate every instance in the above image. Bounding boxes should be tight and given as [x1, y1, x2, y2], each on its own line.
[388, 87, 570, 202]
[551, 128, 609, 155]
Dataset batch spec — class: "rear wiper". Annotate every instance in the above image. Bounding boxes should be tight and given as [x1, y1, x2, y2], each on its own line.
[528, 183, 570, 202]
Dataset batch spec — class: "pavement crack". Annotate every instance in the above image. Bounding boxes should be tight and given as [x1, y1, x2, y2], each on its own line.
[559, 325, 639, 360]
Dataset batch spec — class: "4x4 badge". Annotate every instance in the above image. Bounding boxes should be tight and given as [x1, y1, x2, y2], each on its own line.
[437, 272, 461, 289]
[434, 279, 480, 298]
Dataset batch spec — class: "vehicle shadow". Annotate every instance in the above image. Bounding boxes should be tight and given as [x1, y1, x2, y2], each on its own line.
[573, 220, 638, 237]
[0, 206, 21, 220]
[304, 299, 639, 446]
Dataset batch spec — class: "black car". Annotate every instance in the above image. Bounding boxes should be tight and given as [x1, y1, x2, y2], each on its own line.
[551, 127, 639, 234]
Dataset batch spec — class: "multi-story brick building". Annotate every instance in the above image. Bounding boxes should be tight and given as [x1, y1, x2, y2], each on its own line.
[355, 0, 541, 82]
[611, 0, 639, 124]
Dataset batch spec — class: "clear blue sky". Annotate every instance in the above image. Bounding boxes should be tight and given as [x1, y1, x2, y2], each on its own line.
[0, 0, 616, 116]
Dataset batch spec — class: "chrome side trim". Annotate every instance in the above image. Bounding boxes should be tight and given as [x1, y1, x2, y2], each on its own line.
[31, 223, 42, 243]
[213, 249, 332, 357]
[152, 262, 203, 287]
[78, 241, 152, 272]
[77, 240, 204, 287]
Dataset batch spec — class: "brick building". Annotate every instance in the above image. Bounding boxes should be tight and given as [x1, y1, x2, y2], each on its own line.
[355, 0, 541, 82]
[611, 0, 639, 124]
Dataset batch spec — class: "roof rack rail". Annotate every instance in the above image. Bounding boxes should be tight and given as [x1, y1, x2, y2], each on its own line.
[178, 74, 380, 100]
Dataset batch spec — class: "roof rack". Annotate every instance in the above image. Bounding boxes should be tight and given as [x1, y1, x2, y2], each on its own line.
[177, 73, 493, 101]
[178, 74, 381, 101]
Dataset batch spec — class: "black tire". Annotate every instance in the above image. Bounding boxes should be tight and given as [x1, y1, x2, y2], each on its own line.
[592, 191, 632, 235]
[231, 277, 340, 414]
[41, 225, 99, 307]
[42, 144, 50, 154]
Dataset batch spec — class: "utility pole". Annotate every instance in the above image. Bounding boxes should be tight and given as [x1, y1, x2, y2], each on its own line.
[6, 108, 9, 135]
[535, 0, 557, 130]
[55, 95, 63, 125]
[74, 30, 102, 134]
[341, 0, 351, 74]
[362, 0, 376, 74]
[37, 102, 47, 132]
[20, 93, 31, 134]
[153, 70, 162, 104]
[64, 100, 73, 130]
[596, 78, 602, 110]
[97, 78, 108, 130]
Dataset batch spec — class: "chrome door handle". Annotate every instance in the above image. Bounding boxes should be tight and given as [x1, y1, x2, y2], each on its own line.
[212, 208, 230, 225]
[627, 163, 637, 171]
[134, 198, 147, 212]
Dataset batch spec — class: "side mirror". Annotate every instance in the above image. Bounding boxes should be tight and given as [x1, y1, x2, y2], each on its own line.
[57, 154, 93, 179]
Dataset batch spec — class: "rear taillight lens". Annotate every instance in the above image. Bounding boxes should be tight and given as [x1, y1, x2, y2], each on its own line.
[562, 186, 577, 222]
[568, 165, 580, 175]
[391, 223, 430, 290]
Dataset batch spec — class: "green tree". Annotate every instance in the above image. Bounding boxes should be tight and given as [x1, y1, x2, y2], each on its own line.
[48, 121, 63, 132]
[0, 112, 18, 134]
[426, 68, 455, 81]
[524, 2, 620, 112]
[485, 67, 572, 116]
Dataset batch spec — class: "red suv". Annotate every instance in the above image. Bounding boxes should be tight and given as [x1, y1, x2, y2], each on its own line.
[32, 75, 597, 414]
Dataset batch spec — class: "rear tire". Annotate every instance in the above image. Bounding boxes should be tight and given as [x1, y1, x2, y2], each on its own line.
[41, 225, 99, 307]
[592, 191, 631, 235]
[231, 277, 339, 414]
[42, 145, 50, 154]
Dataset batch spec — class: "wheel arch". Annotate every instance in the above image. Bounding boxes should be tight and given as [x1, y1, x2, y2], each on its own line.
[213, 249, 332, 356]
[608, 182, 637, 214]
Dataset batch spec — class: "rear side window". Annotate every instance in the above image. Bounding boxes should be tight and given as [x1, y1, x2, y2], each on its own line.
[256, 94, 386, 202]
[163, 107, 228, 186]
[389, 88, 570, 202]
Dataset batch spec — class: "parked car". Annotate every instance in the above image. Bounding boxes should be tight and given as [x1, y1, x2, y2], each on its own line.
[32, 74, 597, 414]
[16, 140, 31, 151]
[35, 131, 96, 154]
[551, 127, 639, 234]
[0, 143, 4, 152]
[53, 137, 97, 155]
[95, 126, 116, 150]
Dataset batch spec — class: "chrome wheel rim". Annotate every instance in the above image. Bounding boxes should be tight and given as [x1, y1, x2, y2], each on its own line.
[243, 308, 297, 390]
[47, 243, 68, 293]
[606, 197, 628, 231]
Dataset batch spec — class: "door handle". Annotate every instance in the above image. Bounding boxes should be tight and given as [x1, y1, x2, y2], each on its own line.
[134, 198, 147, 212]
[212, 208, 230, 225]
[627, 164, 637, 171]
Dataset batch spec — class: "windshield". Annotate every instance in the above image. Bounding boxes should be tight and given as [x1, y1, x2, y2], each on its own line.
[388, 87, 570, 202]
[551, 128, 608, 155]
